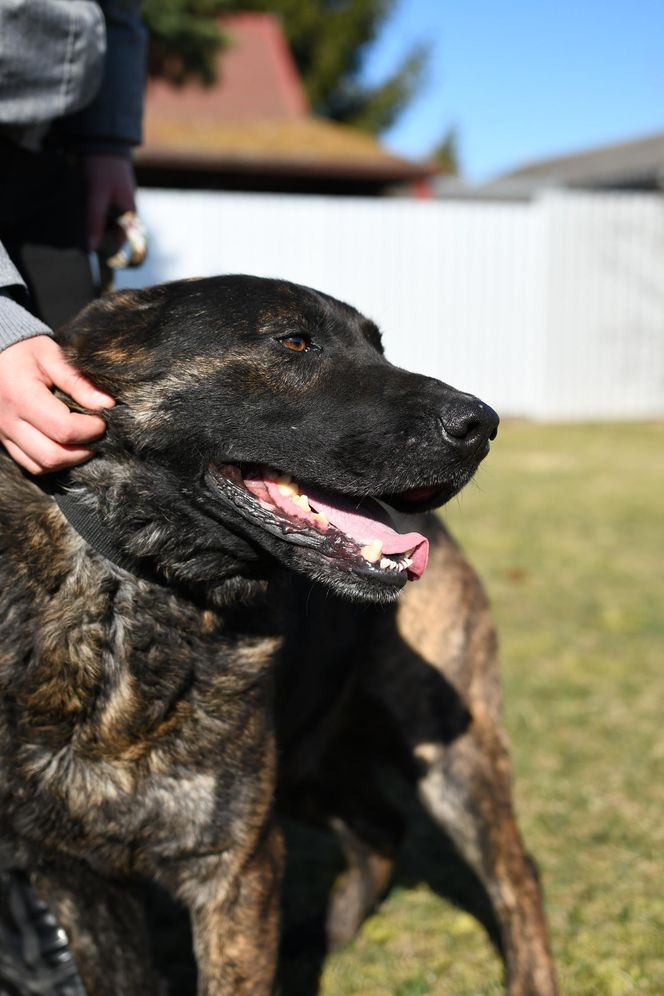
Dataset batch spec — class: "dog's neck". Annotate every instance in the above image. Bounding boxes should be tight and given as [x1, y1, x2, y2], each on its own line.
[36, 470, 154, 579]
[33, 460, 268, 607]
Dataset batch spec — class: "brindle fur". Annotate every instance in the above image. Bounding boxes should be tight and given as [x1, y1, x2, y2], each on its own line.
[0, 275, 555, 995]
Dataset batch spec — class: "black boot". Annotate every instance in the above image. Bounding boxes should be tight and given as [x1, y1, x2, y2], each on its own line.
[0, 871, 86, 996]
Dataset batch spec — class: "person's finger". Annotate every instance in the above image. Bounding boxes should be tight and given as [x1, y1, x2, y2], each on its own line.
[36, 347, 114, 410]
[9, 419, 95, 473]
[20, 388, 107, 445]
[2, 438, 44, 476]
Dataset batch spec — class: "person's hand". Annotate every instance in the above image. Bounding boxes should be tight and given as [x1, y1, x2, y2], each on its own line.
[82, 154, 136, 251]
[0, 336, 115, 475]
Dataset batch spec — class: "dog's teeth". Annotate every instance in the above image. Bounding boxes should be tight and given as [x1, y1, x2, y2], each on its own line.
[361, 541, 383, 563]
[402, 557, 413, 569]
[277, 475, 300, 497]
[379, 556, 395, 570]
[292, 493, 311, 512]
[311, 511, 328, 527]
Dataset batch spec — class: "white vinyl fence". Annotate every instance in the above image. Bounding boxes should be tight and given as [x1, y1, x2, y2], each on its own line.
[117, 189, 664, 420]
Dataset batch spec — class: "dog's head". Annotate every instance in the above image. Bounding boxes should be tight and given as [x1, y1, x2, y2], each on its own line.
[59, 276, 498, 603]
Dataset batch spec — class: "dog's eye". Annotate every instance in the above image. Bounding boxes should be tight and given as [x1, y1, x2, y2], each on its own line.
[279, 335, 310, 353]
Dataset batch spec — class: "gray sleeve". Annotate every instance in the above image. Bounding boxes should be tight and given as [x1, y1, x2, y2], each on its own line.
[0, 245, 52, 351]
[60, 0, 147, 154]
[0, 0, 105, 129]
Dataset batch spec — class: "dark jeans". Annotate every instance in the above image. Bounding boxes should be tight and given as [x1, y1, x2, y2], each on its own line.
[0, 138, 96, 330]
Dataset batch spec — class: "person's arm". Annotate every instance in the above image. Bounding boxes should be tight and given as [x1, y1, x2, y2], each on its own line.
[57, 0, 147, 249]
[60, 0, 146, 155]
[0, 0, 105, 134]
[0, 245, 52, 347]
[0, 245, 114, 475]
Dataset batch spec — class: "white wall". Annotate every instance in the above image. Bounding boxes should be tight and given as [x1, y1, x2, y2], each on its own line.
[117, 189, 664, 420]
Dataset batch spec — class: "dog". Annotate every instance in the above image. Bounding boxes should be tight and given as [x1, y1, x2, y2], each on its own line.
[0, 275, 555, 995]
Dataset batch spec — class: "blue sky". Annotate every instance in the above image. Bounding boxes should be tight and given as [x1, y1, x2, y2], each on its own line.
[361, 0, 664, 180]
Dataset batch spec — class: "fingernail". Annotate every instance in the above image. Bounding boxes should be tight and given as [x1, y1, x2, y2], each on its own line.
[92, 392, 115, 407]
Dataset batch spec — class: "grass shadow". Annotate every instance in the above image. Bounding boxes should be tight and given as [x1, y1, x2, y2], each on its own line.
[278, 781, 503, 996]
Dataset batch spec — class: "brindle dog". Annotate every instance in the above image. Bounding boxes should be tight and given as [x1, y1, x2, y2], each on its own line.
[0, 275, 555, 995]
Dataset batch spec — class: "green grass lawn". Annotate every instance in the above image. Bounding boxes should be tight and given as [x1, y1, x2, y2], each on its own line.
[286, 423, 664, 995]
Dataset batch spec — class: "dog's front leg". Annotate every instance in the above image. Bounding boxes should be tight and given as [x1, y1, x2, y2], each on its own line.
[370, 644, 558, 994]
[172, 822, 283, 996]
[367, 518, 558, 995]
[414, 721, 557, 996]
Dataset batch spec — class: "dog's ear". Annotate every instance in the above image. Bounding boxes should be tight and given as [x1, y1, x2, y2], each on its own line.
[55, 286, 168, 396]
[56, 286, 164, 349]
[361, 319, 384, 355]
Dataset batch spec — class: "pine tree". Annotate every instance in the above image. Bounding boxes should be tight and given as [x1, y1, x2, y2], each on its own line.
[239, 0, 427, 134]
[142, 0, 228, 85]
[432, 126, 460, 175]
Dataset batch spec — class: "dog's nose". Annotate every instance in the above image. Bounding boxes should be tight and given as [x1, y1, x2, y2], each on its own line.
[440, 397, 500, 448]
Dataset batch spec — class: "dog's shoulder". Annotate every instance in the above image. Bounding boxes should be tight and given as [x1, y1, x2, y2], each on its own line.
[0, 450, 73, 594]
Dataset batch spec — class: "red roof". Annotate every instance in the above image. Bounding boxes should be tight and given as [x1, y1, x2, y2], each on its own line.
[138, 14, 438, 191]
[146, 13, 309, 122]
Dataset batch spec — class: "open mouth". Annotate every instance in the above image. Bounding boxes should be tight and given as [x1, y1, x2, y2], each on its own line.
[208, 464, 433, 584]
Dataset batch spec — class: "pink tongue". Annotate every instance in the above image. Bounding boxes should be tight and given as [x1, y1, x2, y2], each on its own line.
[255, 478, 429, 580]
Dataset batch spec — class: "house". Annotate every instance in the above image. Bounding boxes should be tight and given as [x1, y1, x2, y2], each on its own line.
[493, 130, 664, 191]
[434, 131, 664, 200]
[136, 13, 438, 197]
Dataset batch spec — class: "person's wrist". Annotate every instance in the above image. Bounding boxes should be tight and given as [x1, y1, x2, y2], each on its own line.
[78, 144, 134, 159]
[0, 296, 52, 352]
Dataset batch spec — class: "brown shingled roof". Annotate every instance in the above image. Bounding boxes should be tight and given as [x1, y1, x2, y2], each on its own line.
[137, 13, 436, 188]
